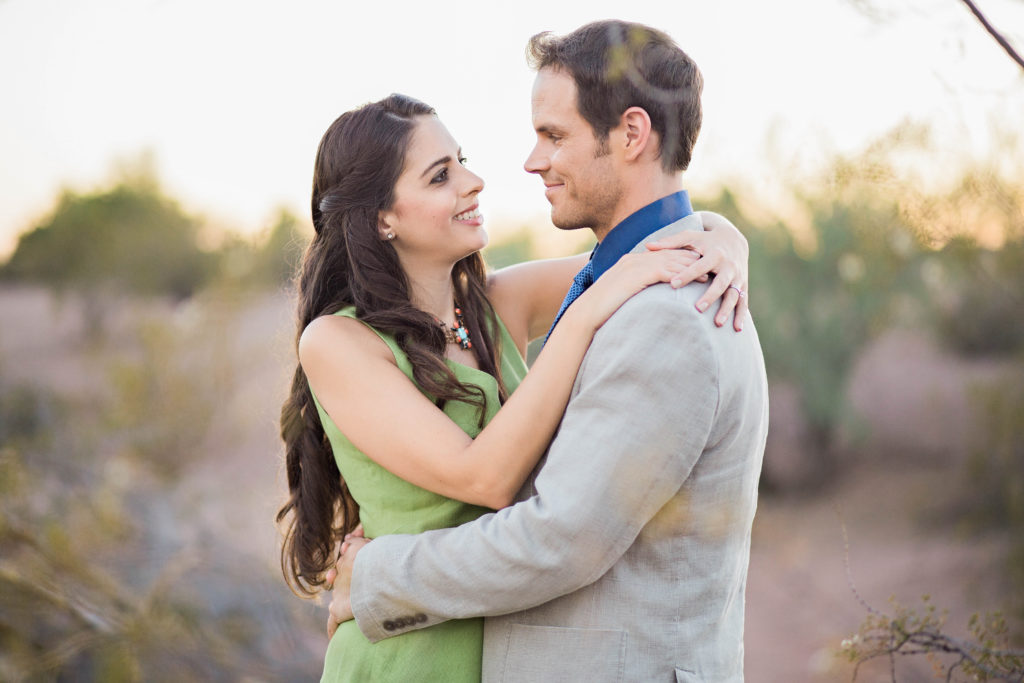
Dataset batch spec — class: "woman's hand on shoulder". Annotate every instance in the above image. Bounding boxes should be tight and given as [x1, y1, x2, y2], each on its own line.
[645, 211, 749, 331]
[566, 248, 702, 332]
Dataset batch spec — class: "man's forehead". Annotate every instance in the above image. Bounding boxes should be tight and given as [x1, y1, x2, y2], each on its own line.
[532, 67, 574, 98]
[531, 68, 578, 119]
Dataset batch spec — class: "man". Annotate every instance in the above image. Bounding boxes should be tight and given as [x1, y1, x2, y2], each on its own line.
[329, 20, 768, 681]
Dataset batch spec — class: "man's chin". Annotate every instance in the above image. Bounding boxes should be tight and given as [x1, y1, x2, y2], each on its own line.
[550, 211, 590, 231]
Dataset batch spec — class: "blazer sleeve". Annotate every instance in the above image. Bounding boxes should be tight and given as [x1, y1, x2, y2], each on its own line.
[350, 285, 719, 643]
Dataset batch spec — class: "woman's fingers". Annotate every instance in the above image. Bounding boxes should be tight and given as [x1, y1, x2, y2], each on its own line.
[327, 612, 338, 639]
[670, 248, 722, 291]
[590, 249, 736, 330]
[643, 243, 701, 264]
[657, 251, 706, 284]
[643, 230, 749, 330]
[648, 249, 748, 330]
[342, 523, 365, 554]
[715, 287, 741, 329]
[645, 230, 706, 254]
[693, 265, 734, 315]
[735, 282, 749, 331]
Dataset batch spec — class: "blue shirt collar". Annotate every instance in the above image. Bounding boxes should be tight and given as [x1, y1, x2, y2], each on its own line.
[591, 190, 693, 280]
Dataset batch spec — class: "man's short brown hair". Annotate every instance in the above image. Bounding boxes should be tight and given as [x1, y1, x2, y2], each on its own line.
[527, 20, 703, 172]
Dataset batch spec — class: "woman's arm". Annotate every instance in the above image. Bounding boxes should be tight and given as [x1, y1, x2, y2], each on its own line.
[486, 210, 748, 350]
[485, 252, 590, 355]
[300, 249, 696, 511]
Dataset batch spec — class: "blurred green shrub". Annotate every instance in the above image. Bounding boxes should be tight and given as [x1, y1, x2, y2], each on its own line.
[250, 208, 310, 285]
[0, 170, 216, 299]
[699, 185, 925, 474]
[911, 166, 1024, 357]
[0, 382, 55, 449]
[217, 208, 311, 289]
[929, 236, 1024, 356]
[103, 317, 220, 480]
[483, 226, 538, 270]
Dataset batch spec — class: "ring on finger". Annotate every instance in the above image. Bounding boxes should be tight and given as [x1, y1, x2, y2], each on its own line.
[728, 284, 745, 298]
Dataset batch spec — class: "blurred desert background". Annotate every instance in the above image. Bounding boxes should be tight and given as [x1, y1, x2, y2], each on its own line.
[2, 0, 1023, 681]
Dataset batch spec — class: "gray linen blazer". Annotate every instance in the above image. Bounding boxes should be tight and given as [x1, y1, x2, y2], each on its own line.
[350, 214, 770, 682]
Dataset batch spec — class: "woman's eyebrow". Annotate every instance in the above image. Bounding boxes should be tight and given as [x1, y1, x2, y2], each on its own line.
[420, 156, 451, 178]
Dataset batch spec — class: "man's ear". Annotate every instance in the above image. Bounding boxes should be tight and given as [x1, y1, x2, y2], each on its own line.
[620, 106, 653, 162]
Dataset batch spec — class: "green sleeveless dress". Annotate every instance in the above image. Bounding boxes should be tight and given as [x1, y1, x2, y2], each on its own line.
[315, 307, 528, 682]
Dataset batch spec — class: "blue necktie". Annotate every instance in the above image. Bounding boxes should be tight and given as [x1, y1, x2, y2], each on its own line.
[544, 258, 595, 345]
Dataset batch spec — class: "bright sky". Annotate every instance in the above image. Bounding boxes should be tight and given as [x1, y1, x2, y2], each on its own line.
[1, 0, 1022, 258]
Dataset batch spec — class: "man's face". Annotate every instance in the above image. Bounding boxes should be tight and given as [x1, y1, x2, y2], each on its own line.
[524, 68, 622, 237]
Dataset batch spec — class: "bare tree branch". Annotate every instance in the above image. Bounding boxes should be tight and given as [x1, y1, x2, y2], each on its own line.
[958, 0, 1024, 72]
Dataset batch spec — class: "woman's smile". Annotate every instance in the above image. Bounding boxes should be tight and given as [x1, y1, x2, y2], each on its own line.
[454, 205, 483, 226]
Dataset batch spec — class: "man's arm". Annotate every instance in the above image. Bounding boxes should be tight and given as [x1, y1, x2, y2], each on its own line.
[348, 285, 719, 643]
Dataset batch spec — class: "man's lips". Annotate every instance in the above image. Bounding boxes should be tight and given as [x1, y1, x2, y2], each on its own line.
[544, 183, 563, 201]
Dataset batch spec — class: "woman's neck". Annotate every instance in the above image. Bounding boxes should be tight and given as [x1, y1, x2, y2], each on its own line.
[406, 264, 458, 326]
[404, 258, 479, 368]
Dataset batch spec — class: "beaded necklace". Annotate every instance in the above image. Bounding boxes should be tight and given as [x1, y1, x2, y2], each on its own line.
[438, 306, 472, 350]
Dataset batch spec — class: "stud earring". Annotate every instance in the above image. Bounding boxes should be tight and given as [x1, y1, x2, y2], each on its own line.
[386, 232, 395, 241]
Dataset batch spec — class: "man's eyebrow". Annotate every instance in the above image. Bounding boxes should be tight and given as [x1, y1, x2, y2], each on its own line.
[420, 156, 451, 179]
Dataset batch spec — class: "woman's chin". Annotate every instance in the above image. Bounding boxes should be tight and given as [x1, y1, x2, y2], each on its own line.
[437, 228, 488, 265]
[462, 229, 489, 256]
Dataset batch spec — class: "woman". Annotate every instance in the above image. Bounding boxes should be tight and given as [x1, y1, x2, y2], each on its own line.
[277, 94, 748, 681]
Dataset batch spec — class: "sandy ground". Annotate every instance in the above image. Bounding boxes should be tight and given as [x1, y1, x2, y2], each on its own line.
[0, 286, 1016, 682]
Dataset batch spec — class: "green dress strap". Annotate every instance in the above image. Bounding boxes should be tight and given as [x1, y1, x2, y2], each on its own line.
[333, 305, 525, 393]
[334, 305, 416, 380]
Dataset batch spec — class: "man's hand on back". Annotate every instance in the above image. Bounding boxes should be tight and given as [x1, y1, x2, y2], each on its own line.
[325, 535, 370, 638]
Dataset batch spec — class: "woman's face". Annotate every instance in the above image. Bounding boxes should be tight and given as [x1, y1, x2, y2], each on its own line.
[380, 115, 487, 268]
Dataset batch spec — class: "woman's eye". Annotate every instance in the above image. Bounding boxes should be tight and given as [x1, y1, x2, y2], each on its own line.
[458, 156, 468, 166]
[431, 167, 449, 184]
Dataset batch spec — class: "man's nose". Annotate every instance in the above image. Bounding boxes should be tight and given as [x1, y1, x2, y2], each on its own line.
[524, 143, 548, 175]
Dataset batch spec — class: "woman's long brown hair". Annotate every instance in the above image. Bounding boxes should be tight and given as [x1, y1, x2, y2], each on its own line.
[277, 94, 508, 596]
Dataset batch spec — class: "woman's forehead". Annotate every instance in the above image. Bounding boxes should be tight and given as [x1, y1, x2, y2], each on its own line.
[406, 116, 458, 160]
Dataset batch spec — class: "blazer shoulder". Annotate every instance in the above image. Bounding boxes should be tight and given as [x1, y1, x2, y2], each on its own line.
[588, 283, 719, 379]
[609, 280, 716, 337]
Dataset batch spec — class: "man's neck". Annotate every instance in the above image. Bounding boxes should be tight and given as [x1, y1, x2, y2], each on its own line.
[592, 172, 684, 242]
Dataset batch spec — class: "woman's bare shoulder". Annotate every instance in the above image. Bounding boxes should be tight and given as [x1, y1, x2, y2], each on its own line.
[299, 313, 394, 369]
